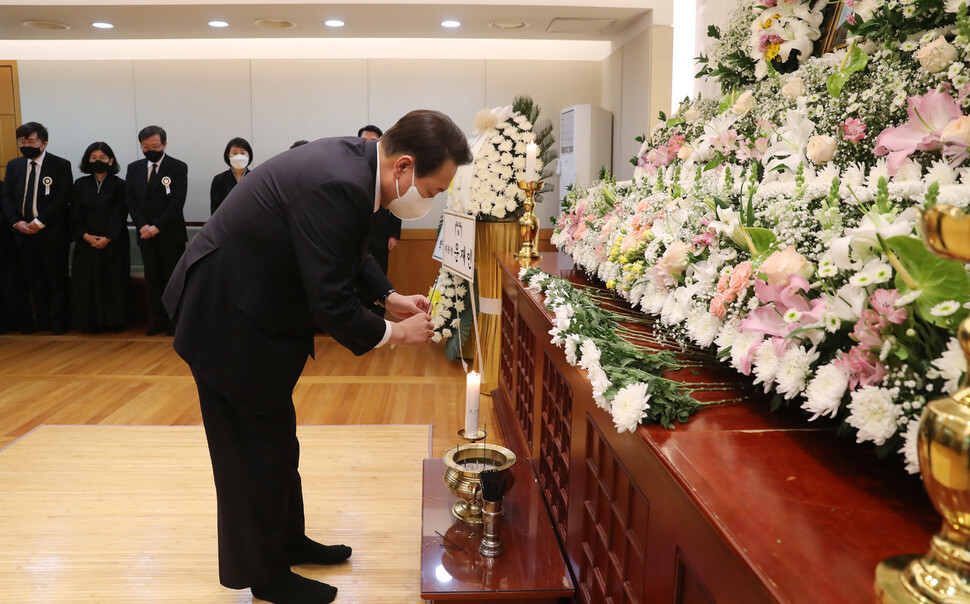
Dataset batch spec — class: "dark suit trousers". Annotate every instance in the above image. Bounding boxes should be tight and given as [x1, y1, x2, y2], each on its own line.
[15, 232, 68, 331]
[194, 372, 306, 589]
[141, 233, 184, 328]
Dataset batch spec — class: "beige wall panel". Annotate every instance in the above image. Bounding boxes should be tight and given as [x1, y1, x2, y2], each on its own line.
[250, 59, 369, 158]
[368, 59, 486, 230]
[132, 60, 252, 222]
[18, 60, 137, 183]
[0, 65, 15, 115]
[617, 28, 651, 181]
[485, 59, 601, 226]
[601, 49, 624, 181]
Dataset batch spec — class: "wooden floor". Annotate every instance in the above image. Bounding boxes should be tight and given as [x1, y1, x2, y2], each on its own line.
[0, 330, 503, 602]
[0, 329, 502, 456]
[0, 424, 430, 602]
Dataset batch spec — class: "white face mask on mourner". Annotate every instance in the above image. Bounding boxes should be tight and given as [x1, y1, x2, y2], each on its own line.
[229, 154, 250, 170]
[388, 162, 434, 220]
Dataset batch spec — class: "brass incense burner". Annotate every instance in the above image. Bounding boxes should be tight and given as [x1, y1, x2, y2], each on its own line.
[515, 180, 542, 261]
[876, 204, 970, 603]
[442, 443, 515, 525]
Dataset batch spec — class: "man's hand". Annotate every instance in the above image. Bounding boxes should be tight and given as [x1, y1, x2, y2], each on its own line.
[93, 236, 111, 249]
[14, 221, 37, 235]
[83, 233, 99, 247]
[385, 292, 431, 320]
[139, 225, 155, 240]
[388, 236, 399, 251]
[388, 312, 433, 345]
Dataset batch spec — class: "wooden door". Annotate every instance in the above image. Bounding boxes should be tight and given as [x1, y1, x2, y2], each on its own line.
[0, 61, 22, 181]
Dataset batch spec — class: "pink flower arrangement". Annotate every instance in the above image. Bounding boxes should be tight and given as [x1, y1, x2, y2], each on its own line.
[833, 346, 888, 390]
[711, 129, 740, 154]
[840, 118, 867, 143]
[709, 261, 754, 319]
[874, 90, 963, 175]
[869, 289, 908, 325]
[739, 274, 825, 341]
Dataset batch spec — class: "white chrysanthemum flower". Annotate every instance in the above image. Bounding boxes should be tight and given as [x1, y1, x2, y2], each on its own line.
[729, 331, 763, 375]
[775, 346, 820, 399]
[432, 332, 442, 343]
[442, 328, 452, 338]
[455, 301, 465, 312]
[610, 382, 651, 433]
[578, 338, 601, 371]
[926, 160, 958, 186]
[715, 318, 740, 353]
[589, 366, 612, 411]
[451, 318, 462, 329]
[803, 363, 850, 419]
[687, 311, 721, 349]
[931, 337, 967, 394]
[554, 305, 574, 330]
[900, 418, 921, 475]
[930, 300, 960, 317]
[752, 341, 780, 391]
[847, 386, 902, 446]
[564, 335, 581, 366]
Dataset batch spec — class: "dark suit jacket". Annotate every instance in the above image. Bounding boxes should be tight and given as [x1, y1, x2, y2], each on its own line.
[368, 207, 401, 273]
[0, 152, 74, 241]
[124, 155, 188, 246]
[162, 137, 392, 410]
[210, 168, 249, 215]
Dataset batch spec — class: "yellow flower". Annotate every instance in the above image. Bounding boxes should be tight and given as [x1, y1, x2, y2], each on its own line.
[429, 289, 442, 314]
[606, 279, 616, 289]
[765, 42, 781, 62]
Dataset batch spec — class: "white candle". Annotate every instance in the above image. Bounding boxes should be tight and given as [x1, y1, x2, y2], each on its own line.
[464, 371, 481, 436]
[524, 142, 538, 182]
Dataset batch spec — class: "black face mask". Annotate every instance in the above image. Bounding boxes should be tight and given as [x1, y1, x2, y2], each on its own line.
[90, 160, 110, 174]
[20, 146, 42, 160]
[143, 150, 163, 163]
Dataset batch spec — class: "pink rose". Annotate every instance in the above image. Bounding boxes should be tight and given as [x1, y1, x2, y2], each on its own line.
[760, 245, 812, 285]
[728, 261, 754, 292]
[840, 118, 867, 143]
[662, 241, 693, 273]
[709, 295, 727, 319]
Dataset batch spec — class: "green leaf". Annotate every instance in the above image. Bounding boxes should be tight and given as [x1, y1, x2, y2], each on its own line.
[886, 235, 970, 328]
[827, 71, 850, 99]
[744, 227, 777, 258]
[704, 156, 723, 172]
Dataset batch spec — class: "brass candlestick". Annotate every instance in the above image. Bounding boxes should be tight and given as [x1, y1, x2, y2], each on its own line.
[875, 204, 970, 603]
[515, 180, 542, 260]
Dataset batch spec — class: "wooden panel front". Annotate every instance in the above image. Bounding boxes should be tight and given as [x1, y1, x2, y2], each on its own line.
[539, 351, 572, 546]
[579, 416, 650, 604]
[514, 310, 536, 452]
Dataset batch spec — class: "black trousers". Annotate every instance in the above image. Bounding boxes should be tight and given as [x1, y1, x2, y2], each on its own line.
[141, 234, 184, 328]
[194, 372, 306, 589]
[15, 231, 69, 331]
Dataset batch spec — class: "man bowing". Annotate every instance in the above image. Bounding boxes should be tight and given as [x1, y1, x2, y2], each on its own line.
[162, 109, 472, 603]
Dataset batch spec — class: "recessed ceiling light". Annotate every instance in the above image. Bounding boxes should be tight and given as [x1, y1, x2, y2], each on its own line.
[254, 18, 295, 29]
[22, 20, 70, 31]
[441, 20, 461, 28]
[208, 20, 229, 28]
[324, 19, 345, 27]
[489, 20, 526, 30]
[91, 22, 114, 30]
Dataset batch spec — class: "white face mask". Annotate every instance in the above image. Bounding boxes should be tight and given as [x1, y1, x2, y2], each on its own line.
[229, 154, 250, 170]
[388, 162, 434, 220]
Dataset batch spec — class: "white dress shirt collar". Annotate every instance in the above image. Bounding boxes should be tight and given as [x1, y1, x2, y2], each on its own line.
[374, 142, 381, 213]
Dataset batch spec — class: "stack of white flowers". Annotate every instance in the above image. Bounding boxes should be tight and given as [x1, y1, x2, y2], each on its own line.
[449, 106, 539, 220]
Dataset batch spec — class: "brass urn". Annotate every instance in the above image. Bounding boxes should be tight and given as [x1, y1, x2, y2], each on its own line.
[442, 443, 515, 525]
[876, 205, 970, 603]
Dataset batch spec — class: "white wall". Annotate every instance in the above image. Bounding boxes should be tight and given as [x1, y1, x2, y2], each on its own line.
[18, 57, 601, 228]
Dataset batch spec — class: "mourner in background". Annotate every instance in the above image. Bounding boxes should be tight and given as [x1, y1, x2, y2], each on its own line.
[71, 141, 130, 332]
[124, 125, 188, 336]
[0, 122, 74, 334]
[210, 137, 253, 215]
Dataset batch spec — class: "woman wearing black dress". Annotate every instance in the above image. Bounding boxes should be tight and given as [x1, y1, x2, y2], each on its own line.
[210, 137, 252, 214]
[71, 142, 129, 332]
